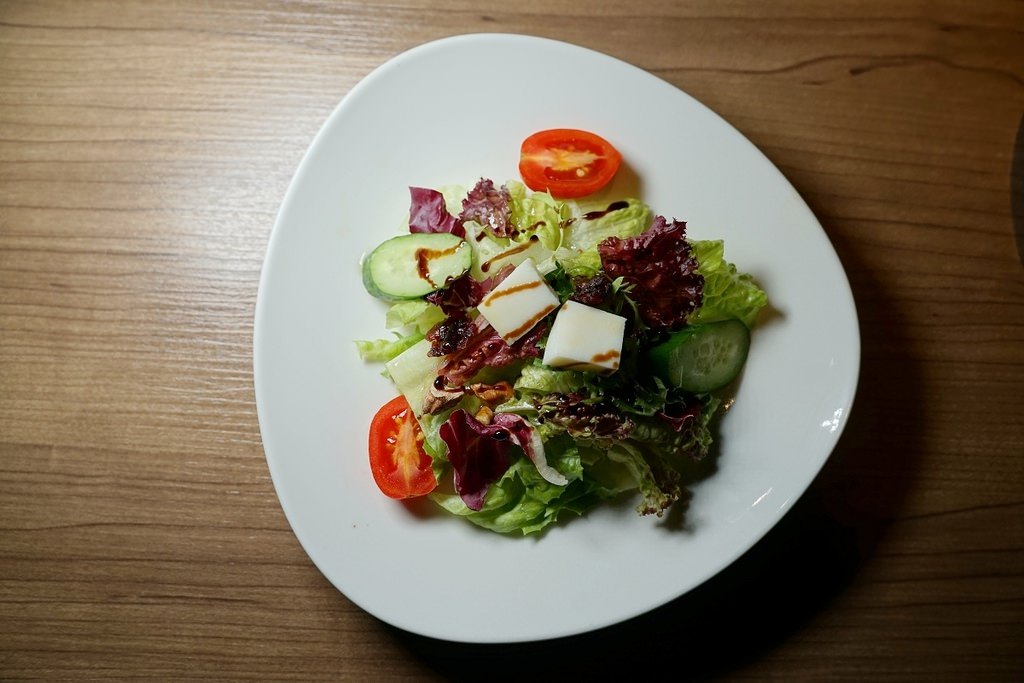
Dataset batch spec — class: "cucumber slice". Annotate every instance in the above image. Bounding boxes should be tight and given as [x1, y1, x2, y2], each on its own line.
[647, 319, 751, 393]
[362, 232, 471, 301]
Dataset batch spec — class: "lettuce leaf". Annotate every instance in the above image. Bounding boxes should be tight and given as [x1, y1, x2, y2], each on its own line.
[564, 198, 652, 252]
[514, 359, 588, 395]
[604, 441, 681, 516]
[354, 333, 423, 362]
[507, 180, 569, 251]
[408, 186, 465, 237]
[385, 299, 445, 334]
[630, 394, 721, 461]
[690, 240, 768, 329]
[460, 178, 514, 237]
[552, 245, 602, 278]
[430, 450, 605, 535]
[598, 216, 703, 332]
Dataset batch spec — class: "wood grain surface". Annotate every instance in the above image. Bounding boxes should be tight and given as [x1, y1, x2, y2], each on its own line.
[2, 1, 1022, 680]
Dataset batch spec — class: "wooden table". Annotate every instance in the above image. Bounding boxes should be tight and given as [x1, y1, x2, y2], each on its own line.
[2, 1, 1022, 679]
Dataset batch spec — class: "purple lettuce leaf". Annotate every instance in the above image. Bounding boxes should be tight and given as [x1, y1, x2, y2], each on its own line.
[408, 186, 465, 237]
[439, 409, 513, 510]
[436, 317, 545, 387]
[598, 216, 703, 332]
[459, 178, 513, 237]
[439, 409, 564, 511]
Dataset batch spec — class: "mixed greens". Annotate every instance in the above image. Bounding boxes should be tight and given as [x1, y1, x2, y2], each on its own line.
[357, 178, 767, 534]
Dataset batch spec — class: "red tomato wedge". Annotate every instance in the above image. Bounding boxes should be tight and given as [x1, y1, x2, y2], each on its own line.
[368, 395, 437, 499]
[518, 128, 622, 199]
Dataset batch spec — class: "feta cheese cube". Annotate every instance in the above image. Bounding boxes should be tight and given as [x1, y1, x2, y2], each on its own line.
[478, 258, 559, 343]
[542, 300, 626, 374]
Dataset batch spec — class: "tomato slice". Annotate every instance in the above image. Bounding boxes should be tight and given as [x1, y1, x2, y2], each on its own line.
[518, 128, 622, 199]
[368, 395, 437, 499]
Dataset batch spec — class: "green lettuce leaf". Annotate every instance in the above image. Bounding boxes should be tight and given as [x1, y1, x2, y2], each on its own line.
[563, 198, 652, 252]
[690, 240, 768, 329]
[552, 245, 602, 278]
[354, 332, 423, 362]
[514, 359, 588, 396]
[465, 221, 553, 280]
[603, 441, 681, 517]
[431, 455, 603, 535]
[629, 394, 721, 461]
[507, 180, 569, 251]
[385, 299, 445, 334]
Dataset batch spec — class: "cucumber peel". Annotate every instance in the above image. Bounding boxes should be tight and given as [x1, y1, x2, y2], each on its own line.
[647, 319, 751, 393]
[362, 232, 471, 301]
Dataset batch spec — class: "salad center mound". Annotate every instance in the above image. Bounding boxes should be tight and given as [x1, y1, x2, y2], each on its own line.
[357, 178, 767, 535]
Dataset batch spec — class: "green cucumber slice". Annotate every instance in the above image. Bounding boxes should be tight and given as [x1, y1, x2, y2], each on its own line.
[647, 319, 751, 393]
[362, 232, 471, 301]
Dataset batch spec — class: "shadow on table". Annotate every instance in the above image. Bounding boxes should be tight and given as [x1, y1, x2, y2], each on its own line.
[390, 490, 857, 681]
[388, 219, 923, 680]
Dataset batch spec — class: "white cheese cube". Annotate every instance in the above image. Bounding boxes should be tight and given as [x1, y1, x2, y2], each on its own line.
[478, 258, 559, 343]
[542, 300, 626, 374]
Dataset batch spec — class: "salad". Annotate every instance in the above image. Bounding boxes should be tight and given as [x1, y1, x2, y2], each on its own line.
[356, 131, 767, 535]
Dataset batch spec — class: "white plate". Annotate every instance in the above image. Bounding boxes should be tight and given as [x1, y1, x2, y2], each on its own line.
[254, 33, 859, 644]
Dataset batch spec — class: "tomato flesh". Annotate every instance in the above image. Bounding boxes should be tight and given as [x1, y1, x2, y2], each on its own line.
[368, 395, 437, 499]
[519, 128, 622, 199]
